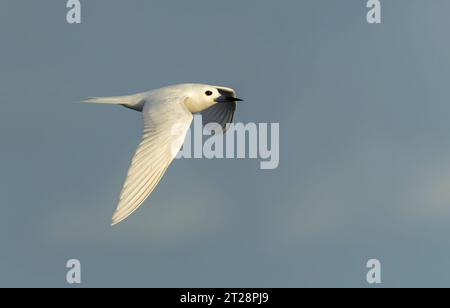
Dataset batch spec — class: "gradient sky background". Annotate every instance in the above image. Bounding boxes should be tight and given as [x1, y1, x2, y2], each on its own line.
[1, 0, 450, 287]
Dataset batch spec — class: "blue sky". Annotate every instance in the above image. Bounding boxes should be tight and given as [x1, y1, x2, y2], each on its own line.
[1, 0, 450, 287]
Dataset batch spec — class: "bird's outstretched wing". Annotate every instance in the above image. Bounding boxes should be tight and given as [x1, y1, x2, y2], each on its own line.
[200, 102, 236, 132]
[111, 96, 193, 225]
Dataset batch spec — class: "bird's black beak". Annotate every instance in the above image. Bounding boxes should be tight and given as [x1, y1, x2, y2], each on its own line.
[215, 88, 244, 103]
[225, 97, 243, 102]
[215, 96, 244, 103]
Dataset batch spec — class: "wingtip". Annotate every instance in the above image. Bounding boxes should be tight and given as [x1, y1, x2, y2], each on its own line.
[111, 212, 125, 226]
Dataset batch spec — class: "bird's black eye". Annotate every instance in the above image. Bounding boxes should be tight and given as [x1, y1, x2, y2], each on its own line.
[205, 90, 213, 96]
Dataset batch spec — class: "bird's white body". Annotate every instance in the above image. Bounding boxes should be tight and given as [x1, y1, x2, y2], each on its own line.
[84, 84, 241, 225]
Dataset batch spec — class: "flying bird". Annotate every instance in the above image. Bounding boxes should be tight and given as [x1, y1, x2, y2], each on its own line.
[84, 84, 242, 225]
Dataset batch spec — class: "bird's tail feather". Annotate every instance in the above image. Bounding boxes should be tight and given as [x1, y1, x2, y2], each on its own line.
[82, 93, 145, 111]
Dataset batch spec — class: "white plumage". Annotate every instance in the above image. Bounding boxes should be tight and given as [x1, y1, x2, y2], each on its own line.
[84, 84, 241, 225]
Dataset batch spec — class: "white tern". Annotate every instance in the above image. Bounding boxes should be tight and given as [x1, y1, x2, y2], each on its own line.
[84, 84, 242, 225]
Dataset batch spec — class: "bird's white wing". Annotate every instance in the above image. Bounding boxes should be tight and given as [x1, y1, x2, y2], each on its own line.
[111, 96, 193, 225]
[201, 102, 236, 132]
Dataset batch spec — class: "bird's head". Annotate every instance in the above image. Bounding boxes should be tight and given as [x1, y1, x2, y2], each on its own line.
[183, 84, 243, 113]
